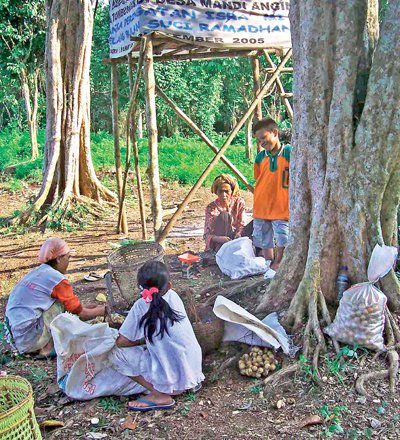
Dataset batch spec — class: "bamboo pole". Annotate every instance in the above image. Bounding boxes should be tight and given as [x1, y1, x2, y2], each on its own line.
[252, 57, 262, 122]
[263, 50, 293, 120]
[155, 85, 254, 193]
[111, 61, 128, 234]
[144, 37, 163, 238]
[157, 49, 292, 245]
[252, 56, 262, 154]
[118, 41, 147, 239]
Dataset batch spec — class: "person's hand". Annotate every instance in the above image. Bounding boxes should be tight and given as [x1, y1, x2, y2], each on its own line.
[219, 236, 232, 244]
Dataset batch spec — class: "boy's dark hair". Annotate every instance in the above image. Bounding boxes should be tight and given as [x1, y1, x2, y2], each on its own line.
[252, 118, 279, 136]
[138, 261, 184, 344]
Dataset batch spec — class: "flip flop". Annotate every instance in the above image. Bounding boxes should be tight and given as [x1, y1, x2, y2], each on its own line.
[128, 398, 176, 412]
[189, 383, 202, 393]
[84, 272, 106, 282]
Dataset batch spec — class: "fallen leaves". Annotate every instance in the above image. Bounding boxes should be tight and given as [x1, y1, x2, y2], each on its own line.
[121, 414, 138, 431]
[298, 415, 324, 428]
[39, 420, 65, 429]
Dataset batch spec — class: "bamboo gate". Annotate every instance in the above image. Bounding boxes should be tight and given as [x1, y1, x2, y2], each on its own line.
[105, 32, 293, 245]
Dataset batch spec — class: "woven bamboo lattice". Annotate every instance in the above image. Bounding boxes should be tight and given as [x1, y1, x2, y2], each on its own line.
[107, 242, 164, 309]
[0, 376, 42, 440]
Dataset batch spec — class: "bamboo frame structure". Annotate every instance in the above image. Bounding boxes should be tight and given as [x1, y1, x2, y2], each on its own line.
[108, 33, 293, 243]
[157, 49, 292, 244]
[111, 62, 128, 234]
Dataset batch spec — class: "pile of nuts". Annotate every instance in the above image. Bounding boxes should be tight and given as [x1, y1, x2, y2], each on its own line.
[92, 313, 125, 325]
[238, 346, 278, 378]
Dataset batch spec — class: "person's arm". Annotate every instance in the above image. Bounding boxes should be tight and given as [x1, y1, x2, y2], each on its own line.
[204, 203, 216, 250]
[51, 280, 105, 320]
[116, 334, 145, 348]
[79, 305, 106, 321]
[233, 198, 246, 237]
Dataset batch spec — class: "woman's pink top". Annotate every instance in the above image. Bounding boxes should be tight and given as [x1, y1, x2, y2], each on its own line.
[204, 196, 246, 250]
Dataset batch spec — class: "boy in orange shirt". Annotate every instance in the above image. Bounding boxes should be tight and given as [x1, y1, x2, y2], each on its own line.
[252, 118, 290, 279]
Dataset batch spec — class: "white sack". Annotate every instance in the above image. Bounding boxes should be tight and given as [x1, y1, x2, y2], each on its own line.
[216, 237, 269, 279]
[51, 313, 143, 400]
[325, 244, 398, 351]
[213, 295, 290, 355]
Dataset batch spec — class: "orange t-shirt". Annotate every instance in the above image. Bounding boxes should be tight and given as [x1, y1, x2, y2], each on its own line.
[253, 145, 290, 221]
[51, 279, 82, 314]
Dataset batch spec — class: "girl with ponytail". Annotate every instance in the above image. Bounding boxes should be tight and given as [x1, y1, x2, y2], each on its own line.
[110, 261, 204, 412]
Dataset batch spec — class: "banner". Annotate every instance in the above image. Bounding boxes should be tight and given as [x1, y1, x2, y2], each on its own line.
[109, 0, 291, 58]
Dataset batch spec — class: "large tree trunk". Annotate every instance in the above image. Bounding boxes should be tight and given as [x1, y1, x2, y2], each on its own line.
[257, 0, 400, 387]
[17, 0, 114, 225]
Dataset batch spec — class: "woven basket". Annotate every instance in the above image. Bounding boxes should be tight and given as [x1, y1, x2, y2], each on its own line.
[107, 242, 164, 308]
[0, 376, 42, 440]
[185, 290, 224, 355]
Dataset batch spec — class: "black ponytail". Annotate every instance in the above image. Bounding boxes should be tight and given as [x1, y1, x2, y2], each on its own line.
[138, 261, 184, 344]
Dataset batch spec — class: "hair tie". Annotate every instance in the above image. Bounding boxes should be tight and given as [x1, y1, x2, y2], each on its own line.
[142, 287, 159, 303]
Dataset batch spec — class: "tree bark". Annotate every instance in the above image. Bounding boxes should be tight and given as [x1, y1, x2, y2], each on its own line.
[256, 0, 400, 371]
[20, 68, 39, 160]
[16, 0, 114, 225]
[144, 37, 163, 238]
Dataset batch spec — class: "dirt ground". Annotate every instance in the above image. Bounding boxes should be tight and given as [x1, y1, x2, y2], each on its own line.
[0, 180, 399, 440]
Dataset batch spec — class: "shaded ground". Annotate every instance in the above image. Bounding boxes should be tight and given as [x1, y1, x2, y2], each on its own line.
[0, 180, 399, 439]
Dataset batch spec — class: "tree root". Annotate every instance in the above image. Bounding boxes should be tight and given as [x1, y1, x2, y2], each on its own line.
[262, 363, 299, 389]
[355, 308, 400, 395]
[204, 277, 265, 307]
[10, 193, 106, 230]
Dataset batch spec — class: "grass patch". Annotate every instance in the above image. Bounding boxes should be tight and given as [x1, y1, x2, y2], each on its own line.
[1, 129, 256, 190]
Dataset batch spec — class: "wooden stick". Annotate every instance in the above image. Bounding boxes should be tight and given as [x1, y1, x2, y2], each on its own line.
[251, 56, 262, 153]
[111, 61, 128, 234]
[155, 85, 254, 193]
[252, 56, 262, 122]
[144, 37, 163, 238]
[263, 50, 293, 120]
[118, 40, 147, 239]
[157, 49, 292, 245]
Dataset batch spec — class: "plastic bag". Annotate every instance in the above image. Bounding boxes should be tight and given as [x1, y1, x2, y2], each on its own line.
[325, 244, 398, 351]
[51, 313, 144, 400]
[216, 237, 269, 279]
[213, 295, 292, 355]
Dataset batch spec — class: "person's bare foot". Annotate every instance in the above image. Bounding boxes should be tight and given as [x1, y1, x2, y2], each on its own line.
[38, 339, 55, 357]
[128, 391, 173, 410]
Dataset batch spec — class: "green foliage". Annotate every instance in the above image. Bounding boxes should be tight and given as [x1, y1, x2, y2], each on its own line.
[324, 345, 367, 384]
[298, 354, 319, 385]
[1, 128, 255, 189]
[98, 397, 123, 412]
[27, 366, 48, 383]
[320, 405, 350, 438]
[0, 0, 46, 129]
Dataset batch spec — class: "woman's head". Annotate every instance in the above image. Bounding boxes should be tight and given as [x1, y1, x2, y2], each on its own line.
[38, 238, 71, 274]
[211, 174, 239, 204]
[137, 261, 170, 294]
[137, 260, 183, 343]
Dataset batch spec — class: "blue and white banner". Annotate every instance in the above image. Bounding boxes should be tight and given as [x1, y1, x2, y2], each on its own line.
[109, 0, 291, 58]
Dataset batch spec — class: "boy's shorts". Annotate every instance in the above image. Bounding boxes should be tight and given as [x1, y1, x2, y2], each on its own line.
[252, 219, 289, 249]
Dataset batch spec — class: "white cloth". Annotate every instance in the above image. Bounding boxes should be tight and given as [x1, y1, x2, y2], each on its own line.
[109, 289, 204, 395]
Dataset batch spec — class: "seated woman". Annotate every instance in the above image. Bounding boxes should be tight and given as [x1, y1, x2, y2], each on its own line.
[5, 237, 106, 357]
[204, 174, 247, 251]
[109, 261, 204, 412]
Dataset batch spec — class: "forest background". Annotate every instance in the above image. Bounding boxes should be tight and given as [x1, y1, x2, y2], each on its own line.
[0, 1, 292, 197]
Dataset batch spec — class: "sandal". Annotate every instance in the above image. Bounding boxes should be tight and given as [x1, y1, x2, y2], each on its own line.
[84, 272, 107, 282]
[128, 397, 176, 412]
